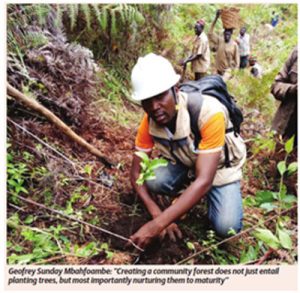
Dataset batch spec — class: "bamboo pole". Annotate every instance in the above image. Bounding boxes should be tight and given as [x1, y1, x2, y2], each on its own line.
[7, 83, 114, 167]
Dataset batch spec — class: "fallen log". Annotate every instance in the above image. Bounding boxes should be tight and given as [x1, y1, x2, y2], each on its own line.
[7, 82, 114, 168]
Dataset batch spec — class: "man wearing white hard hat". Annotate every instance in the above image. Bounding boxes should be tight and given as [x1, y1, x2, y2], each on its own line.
[129, 53, 246, 249]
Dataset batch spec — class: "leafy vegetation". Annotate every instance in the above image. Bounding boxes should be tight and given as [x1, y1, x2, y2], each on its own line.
[7, 3, 297, 265]
[135, 151, 168, 185]
[243, 137, 296, 260]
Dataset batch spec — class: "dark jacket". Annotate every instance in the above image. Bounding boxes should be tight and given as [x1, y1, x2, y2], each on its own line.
[271, 47, 298, 139]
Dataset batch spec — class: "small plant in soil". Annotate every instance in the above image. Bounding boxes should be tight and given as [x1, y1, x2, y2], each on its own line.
[252, 136, 297, 255]
[135, 151, 168, 185]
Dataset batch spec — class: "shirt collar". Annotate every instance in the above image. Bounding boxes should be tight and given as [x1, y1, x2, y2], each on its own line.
[149, 92, 191, 140]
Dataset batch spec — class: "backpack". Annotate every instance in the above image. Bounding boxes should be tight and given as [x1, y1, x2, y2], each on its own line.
[179, 75, 244, 167]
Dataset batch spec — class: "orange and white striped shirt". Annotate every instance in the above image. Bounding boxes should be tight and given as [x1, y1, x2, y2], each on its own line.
[135, 93, 226, 154]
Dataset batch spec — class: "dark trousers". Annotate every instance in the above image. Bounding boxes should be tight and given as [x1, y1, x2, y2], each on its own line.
[240, 55, 249, 69]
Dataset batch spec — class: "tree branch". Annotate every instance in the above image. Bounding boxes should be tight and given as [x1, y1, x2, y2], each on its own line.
[15, 194, 144, 252]
[7, 82, 114, 168]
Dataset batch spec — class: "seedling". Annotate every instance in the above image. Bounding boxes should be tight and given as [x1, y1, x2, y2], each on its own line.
[135, 151, 168, 185]
[252, 136, 296, 252]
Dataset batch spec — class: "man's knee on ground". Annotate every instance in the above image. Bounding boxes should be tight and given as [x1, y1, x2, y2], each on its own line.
[146, 177, 174, 196]
[212, 217, 242, 238]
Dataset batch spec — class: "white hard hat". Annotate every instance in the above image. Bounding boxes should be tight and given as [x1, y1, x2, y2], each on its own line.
[131, 53, 180, 101]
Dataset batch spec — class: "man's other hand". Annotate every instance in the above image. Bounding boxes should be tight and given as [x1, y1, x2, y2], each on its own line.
[159, 223, 183, 242]
[216, 9, 222, 18]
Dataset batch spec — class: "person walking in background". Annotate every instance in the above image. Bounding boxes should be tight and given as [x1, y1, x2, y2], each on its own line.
[249, 55, 263, 78]
[271, 11, 280, 28]
[181, 19, 210, 80]
[271, 47, 297, 143]
[208, 10, 240, 81]
[236, 27, 250, 69]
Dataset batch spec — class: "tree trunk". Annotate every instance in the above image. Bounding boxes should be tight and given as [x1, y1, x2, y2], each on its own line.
[7, 83, 114, 167]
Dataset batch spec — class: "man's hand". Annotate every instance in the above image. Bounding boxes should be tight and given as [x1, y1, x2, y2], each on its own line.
[159, 223, 183, 242]
[179, 59, 187, 68]
[129, 220, 163, 249]
[129, 221, 182, 249]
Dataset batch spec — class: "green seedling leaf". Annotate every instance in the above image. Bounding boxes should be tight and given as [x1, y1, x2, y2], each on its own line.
[285, 136, 295, 154]
[35, 143, 43, 151]
[84, 164, 93, 176]
[65, 202, 74, 215]
[7, 213, 20, 229]
[8, 253, 34, 265]
[105, 251, 114, 259]
[140, 162, 147, 171]
[278, 184, 287, 201]
[59, 235, 70, 244]
[24, 215, 35, 224]
[149, 158, 168, 170]
[14, 245, 24, 252]
[75, 242, 97, 257]
[19, 187, 28, 194]
[243, 196, 257, 207]
[144, 174, 156, 181]
[186, 241, 195, 251]
[287, 162, 297, 175]
[277, 161, 286, 176]
[135, 154, 167, 185]
[50, 224, 64, 237]
[240, 246, 258, 264]
[259, 202, 277, 212]
[135, 151, 150, 163]
[8, 179, 18, 187]
[282, 195, 297, 204]
[136, 173, 146, 185]
[7, 153, 13, 161]
[254, 228, 280, 249]
[227, 228, 237, 236]
[255, 190, 276, 205]
[277, 228, 292, 250]
[100, 243, 109, 250]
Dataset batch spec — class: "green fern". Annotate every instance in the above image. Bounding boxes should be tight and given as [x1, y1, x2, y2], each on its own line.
[110, 9, 117, 36]
[131, 6, 142, 24]
[91, 4, 102, 30]
[54, 5, 63, 30]
[119, 4, 127, 24]
[68, 4, 78, 31]
[99, 7, 108, 30]
[80, 4, 91, 30]
[26, 31, 48, 49]
[33, 4, 51, 26]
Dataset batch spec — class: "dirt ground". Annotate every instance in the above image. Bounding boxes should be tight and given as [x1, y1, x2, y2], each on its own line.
[7, 100, 297, 265]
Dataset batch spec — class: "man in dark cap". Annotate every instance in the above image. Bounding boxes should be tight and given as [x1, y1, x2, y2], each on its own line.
[208, 10, 240, 81]
[181, 19, 211, 80]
